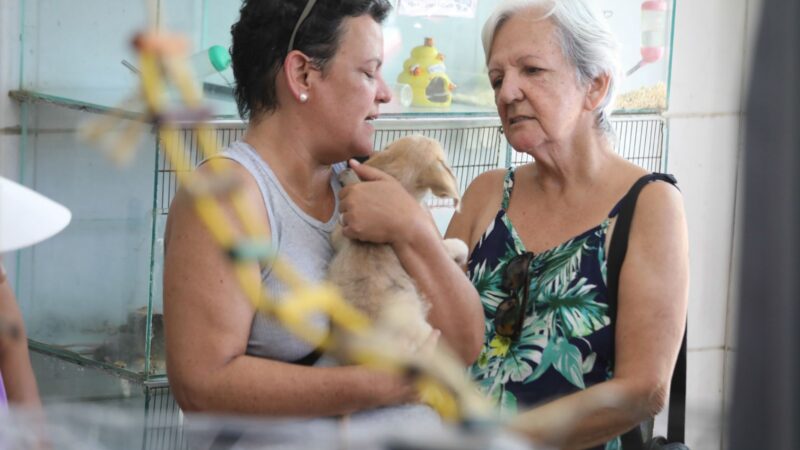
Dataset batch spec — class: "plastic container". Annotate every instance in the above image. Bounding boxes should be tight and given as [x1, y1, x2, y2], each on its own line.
[640, 0, 668, 63]
[189, 45, 231, 79]
[393, 83, 413, 107]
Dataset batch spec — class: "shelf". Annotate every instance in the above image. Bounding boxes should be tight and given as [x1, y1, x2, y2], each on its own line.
[9, 87, 503, 122]
[9, 87, 663, 127]
[9, 88, 242, 121]
[29, 340, 150, 383]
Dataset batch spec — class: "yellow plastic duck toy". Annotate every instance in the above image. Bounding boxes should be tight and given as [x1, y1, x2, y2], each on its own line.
[398, 37, 456, 108]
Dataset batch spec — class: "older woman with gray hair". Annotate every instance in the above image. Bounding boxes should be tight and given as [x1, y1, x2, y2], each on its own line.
[444, 0, 689, 448]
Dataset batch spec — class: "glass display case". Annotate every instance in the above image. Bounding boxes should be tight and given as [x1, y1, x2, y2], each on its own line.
[15, 0, 675, 118]
[9, 0, 675, 385]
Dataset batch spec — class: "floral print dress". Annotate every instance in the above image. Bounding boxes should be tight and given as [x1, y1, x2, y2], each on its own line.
[468, 167, 622, 450]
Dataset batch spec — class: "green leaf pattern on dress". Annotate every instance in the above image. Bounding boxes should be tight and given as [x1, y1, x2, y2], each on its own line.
[469, 220, 613, 414]
[469, 169, 622, 449]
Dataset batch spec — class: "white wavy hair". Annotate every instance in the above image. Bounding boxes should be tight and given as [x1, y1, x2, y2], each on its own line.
[482, 0, 621, 137]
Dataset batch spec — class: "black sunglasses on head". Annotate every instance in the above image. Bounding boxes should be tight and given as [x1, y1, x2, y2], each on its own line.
[494, 251, 534, 341]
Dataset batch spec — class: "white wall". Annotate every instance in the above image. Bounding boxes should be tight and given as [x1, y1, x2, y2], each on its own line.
[664, 0, 761, 449]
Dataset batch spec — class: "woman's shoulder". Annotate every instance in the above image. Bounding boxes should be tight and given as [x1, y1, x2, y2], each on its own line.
[613, 160, 685, 242]
[614, 158, 682, 212]
[464, 168, 508, 197]
[636, 176, 685, 221]
[167, 158, 271, 242]
[460, 168, 507, 213]
[445, 168, 507, 248]
[192, 158, 267, 211]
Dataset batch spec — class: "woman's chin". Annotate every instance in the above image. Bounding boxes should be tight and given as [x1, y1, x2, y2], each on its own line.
[509, 136, 543, 154]
[508, 139, 536, 154]
[345, 145, 373, 161]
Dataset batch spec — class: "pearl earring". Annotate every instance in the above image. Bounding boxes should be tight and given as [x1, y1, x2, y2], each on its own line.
[299, 93, 309, 103]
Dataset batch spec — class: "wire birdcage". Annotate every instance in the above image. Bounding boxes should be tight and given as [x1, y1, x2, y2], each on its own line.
[156, 115, 665, 213]
[508, 115, 666, 172]
[148, 114, 667, 445]
[156, 117, 507, 213]
[143, 381, 187, 450]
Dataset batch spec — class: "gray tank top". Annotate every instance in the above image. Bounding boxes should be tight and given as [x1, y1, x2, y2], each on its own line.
[199, 141, 440, 430]
[207, 141, 338, 363]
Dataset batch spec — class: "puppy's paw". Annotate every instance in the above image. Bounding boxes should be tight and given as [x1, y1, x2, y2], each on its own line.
[331, 225, 346, 250]
[442, 238, 468, 266]
[377, 300, 431, 355]
[337, 169, 361, 187]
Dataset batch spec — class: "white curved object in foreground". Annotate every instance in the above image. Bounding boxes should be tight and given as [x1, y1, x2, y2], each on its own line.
[0, 176, 72, 252]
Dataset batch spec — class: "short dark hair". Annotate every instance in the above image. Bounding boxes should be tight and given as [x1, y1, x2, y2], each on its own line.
[231, 0, 392, 121]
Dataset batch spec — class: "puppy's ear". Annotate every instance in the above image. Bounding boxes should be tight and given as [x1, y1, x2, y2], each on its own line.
[420, 158, 461, 209]
[364, 142, 401, 172]
[365, 139, 418, 191]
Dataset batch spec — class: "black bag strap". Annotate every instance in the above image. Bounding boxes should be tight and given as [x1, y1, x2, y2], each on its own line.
[291, 347, 324, 366]
[606, 173, 686, 449]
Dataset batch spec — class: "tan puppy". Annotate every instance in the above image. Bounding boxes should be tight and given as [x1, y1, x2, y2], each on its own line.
[328, 135, 468, 352]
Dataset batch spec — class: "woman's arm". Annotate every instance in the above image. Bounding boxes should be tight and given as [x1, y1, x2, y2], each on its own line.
[509, 181, 689, 449]
[0, 263, 41, 408]
[339, 160, 485, 364]
[164, 162, 415, 415]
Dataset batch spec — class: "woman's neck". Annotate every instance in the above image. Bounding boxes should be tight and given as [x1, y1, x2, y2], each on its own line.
[528, 127, 617, 195]
[243, 113, 334, 208]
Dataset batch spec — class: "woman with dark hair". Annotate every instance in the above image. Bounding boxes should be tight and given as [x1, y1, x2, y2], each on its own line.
[163, 0, 483, 420]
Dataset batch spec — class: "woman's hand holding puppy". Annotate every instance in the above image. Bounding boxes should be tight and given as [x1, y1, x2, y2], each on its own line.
[338, 159, 434, 246]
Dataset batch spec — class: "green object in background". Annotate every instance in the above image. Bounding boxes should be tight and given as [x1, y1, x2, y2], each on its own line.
[191, 45, 231, 79]
[207, 45, 231, 72]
